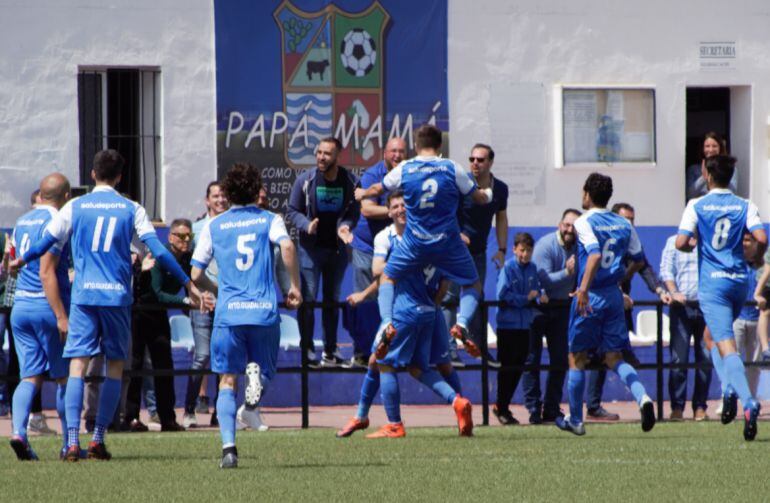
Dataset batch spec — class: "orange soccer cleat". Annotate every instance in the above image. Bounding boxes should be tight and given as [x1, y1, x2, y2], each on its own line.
[365, 422, 406, 439]
[336, 417, 370, 438]
[374, 323, 398, 360]
[453, 396, 474, 437]
[450, 325, 481, 358]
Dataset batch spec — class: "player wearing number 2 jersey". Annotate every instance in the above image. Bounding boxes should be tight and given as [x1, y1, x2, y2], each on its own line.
[354, 125, 493, 353]
[14, 150, 201, 461]
[191, 163, 302, 469]
[556, 173, 655, 436]
[676, 155, 766, 441]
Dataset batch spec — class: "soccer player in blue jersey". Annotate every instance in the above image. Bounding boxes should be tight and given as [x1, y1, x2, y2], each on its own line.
[676, 155, 766, 441]
[336, 191, 466, 438]
[190, 163, 302, 469]
[354, 125, 493, 356]
[12, 150, 201, 461]
[8, 173, 71, 460]
[556, 173, 656, 436]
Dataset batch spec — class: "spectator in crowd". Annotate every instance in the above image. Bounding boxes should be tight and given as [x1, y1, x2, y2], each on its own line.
[736, 232, 763, 396]
[686, 132, 736, 201]
[525, 208, 579, 424]
[443, 143, 508, 367]
[660, 233, 710, 420]
[183, 181, 228, 428]
[584, 203, 668, 421]
[0, 232, 12, 416]
[494, 232, 547, 425]
[752, 244, 770, 361]
[287, 137, 360, 367]
[347, 138, 406, 367]
[124, 219, 196, 431]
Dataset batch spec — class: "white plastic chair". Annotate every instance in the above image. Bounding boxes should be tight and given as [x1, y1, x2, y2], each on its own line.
[633, 310, 670, 346]
[169, 314, 195, 351]
[279, 313, 301, 350]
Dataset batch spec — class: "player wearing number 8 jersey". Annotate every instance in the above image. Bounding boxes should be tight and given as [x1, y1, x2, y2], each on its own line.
[676, 155, 766, 441]
[354, 125, 493, 351]
[191, 163, 302, 469]
[556, 173, 655, 436]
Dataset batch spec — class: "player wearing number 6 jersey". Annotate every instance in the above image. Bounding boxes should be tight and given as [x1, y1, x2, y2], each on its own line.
[676, 155, 766, 441]
[190, 163, 302, 469]
[12, 150, 202, 461]
[556, 173, 655, 436]
[354, 125, 493, 352]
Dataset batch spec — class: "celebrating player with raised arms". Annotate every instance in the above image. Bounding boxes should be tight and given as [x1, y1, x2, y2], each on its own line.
[190, 163, 302, 469]
[11, 150, 202, 461]
[556, 173, 655, 436]
[354, 125, 493, 355]
[676, 155, 766, 441]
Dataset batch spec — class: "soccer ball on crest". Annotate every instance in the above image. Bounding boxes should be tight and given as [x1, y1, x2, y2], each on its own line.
[340, 28, 376, 77]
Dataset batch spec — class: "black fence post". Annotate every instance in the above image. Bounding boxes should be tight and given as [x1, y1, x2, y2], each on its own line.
[655, 302, 664, 422]
[480, 301, 489, 426]
[300, 303, 310, 429]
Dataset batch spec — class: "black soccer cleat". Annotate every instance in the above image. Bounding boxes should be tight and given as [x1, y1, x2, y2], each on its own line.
[640, 398, 656, 432]
[721, 391, 738, 425]
[87, 441, 112, 461]
[220, 446, 238, 469]
[9, 436, 38, 461]
[743, 400, 760, 441]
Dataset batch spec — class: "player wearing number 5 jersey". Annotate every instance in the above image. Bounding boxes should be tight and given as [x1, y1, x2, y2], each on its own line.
[354, 125, 493, 351]
[13, 150, 202, 461]
[556, 173, 655, 436]
[676, 155, 766, 441]
[190, 163, 302, 469]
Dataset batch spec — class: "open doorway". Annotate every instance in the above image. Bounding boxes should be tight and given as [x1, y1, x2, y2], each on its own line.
[685, 86, 751, 201]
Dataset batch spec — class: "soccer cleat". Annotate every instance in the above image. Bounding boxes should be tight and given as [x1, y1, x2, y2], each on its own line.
[492, 405, 518, 426]
[450, 325, 481, 358]
[336, 417, 370, 438]
[220, 447, 238, 469]
[87, 441, 112, 461]
[640, 397, 656, 432]
[453, 396, 474, 437]
[28, 413, 56, 435]
[743, 400, 760, 441]
[374, 323, 398, 360]
[721, 390, 738, 425]
[60, 446, 88, 461]
[183, 413, 198, 429]
[555, 416, 586, 436]
[9, 436, 38, 461]
[244, 362, 264, 408]
[236, 405, 269, 432]
[365, 422, 406, 439]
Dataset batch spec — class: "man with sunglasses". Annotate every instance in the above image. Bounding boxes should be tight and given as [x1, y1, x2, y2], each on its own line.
[443, 144, 508, 366]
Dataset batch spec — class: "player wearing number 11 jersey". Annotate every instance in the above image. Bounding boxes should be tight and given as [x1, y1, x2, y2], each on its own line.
[556, 173, 655, 436]
[676, 155, 766, 441]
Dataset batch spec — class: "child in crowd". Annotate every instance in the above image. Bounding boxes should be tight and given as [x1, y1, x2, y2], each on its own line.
[494, 232, 548, 425]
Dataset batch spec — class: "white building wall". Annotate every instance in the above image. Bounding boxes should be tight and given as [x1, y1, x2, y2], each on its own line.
[0, 0, 217, 227]
[448, 0, 770, 226]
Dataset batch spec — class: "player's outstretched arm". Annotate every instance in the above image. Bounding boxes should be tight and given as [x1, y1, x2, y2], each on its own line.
[142, 234, 191, 285]
[354, 183, 383, 201]
[280, 238, 303, 309]
[191, 266, 218, 298]
[39, 252, 68, 341]
[470, 187, 493, 206]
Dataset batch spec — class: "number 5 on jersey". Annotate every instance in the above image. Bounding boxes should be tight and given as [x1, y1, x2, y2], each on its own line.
[236, 233, 256, 271]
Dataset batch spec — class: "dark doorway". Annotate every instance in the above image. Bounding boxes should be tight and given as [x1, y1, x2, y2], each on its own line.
[685, 87, 730, 200]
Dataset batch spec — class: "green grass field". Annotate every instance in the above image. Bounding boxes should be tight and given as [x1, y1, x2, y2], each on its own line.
[3, 422, 769, 501]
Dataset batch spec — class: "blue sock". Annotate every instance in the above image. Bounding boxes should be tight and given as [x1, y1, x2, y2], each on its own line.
[93, 377, 122, 443]
[378, 282, 394, 324]
[65, 377, 84, 448]
[217, 388, 237, 448]
[613, 361, 646, 405]
[457, 288, 480, 328]
[442, 369, 463, 396]
[723, 353, 754, 408]
[418, 369, 457, 404]
[56, 383, 67, 450]
[567, 369, 585, 424]
[380, 371, 401, 424]
[356, 368, 380, 420]
[710, 346, 728, 394]
[11, 381, 36, 439]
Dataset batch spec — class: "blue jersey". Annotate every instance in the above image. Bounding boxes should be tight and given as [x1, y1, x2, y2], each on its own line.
[574, 209, 643, 290]
[373, 224, 442, 324]
[12, 205, 71, 307]
[44, 186, 156, 306]
[191, 204, 289, 328]
[383, 156, 476, 246]
[678, 189, 763, 290]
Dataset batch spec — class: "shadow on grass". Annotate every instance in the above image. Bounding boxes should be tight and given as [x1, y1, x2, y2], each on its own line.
[269, 462, 389, 470]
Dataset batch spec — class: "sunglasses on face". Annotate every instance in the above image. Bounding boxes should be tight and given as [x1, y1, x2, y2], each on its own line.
[171, 232, 193, 241]
[468, 156, 488, 163]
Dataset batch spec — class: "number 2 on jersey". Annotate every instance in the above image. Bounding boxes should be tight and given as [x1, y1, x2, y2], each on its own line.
[711, 217, 731, 250]
[419, 178, 438, 209]
[91, 216, 117, 252]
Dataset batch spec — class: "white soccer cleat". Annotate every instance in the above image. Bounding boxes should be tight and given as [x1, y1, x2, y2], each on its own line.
[236, 404, 269, 432]
[244, 362, 263, 408]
